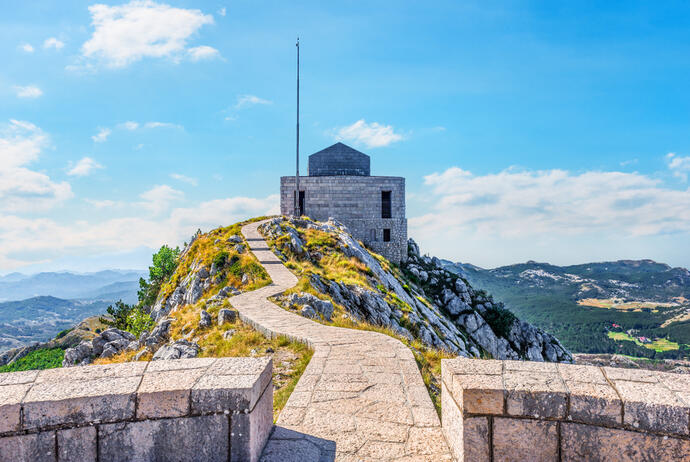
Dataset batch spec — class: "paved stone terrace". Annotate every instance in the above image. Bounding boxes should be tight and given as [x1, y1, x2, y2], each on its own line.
[236, 221, 451, 461]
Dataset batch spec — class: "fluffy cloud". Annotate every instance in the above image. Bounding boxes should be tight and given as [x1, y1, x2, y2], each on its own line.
[0, 120, 72, 212]
[19, 43, 34, 53]
[667, 152, 690, 181]
[188, 45, 220, 61]
[120, 121, 139, 130]
[139, 184, 184, 214]
[0, 194, 278, 270]
[170, 173, 198, 186]
[44, 37, 65, 50]
[333, 119, 403, 148]
[234, 94, 272, 109]
[409, 166, 690, 268]
[67, 157, 104, 176]
[14, 85, 43, 99]
[81, 0, 214, 68]
[92, 128, 111, 143]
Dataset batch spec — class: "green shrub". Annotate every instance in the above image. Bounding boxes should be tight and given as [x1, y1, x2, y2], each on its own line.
[55, 327, 73, 339]
[213, 251, 230, 268]
[0, 348, 64, 373]
[101, 300, 154, 337]
[483, 307, 517, 338]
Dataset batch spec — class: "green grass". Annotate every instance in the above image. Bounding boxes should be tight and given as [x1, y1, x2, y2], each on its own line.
[0, 348, 64, 373]
[607, 331, 680, 352]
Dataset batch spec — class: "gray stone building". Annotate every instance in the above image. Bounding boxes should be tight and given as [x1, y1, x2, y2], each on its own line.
[280, 142, 407, 263]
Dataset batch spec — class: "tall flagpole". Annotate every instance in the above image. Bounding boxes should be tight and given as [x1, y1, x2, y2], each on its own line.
[295, 37, 300, 217]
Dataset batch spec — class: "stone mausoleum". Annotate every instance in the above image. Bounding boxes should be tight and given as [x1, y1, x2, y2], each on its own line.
[280, 142, 407, 263]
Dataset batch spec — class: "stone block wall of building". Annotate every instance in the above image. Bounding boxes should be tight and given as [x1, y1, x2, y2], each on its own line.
[441, 357, 690, 461]
[280, 176, 407, 262]
[0, 357, 273, 462]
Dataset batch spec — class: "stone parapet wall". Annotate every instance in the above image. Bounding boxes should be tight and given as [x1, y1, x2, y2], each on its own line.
[280, 176, 407, 262]
[0, 357, 273, 462]
[441, 357, 690, 461]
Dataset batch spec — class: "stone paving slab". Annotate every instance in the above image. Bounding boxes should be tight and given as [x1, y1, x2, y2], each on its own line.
[239, 221, 451, 461]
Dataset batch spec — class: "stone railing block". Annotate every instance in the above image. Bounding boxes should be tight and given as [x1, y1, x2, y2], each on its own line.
[0, 356, 274, 462]
[442, 358, 690, 462]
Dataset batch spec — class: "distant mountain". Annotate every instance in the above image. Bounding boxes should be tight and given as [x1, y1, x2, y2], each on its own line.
[0, 296, 112, 351]
[442, 259, 690, 360]
[0, 270, 145, 302]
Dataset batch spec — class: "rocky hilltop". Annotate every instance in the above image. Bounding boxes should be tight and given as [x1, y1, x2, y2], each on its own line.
[63, 216, 571, 366]
[260, 217, 570, 362]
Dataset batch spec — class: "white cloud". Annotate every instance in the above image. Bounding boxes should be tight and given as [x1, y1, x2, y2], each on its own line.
[120, 121, 139, 130]
[44, 37, 65, 50]
[85, 199, 121, 208]
[144, 121, 181, 129]
[13, 86, 43, 99]
[188, 45, 220, 61]
[139, 184, 184, 214]
[333, 119, 403, 148]
[170, 173, 198, 186]
[67, 157, 104, 176]
[667, 152, 690, 181]
[81, 0, 214, 68]
[0, 120, 72, 213]
[412, 167, 690, 249]
[234, 94, 272, 109]
[0, 193, 278, 271]
[19, 43, 34, 53]
[218, 7, 226, 16]
[92, 128, 111, 143]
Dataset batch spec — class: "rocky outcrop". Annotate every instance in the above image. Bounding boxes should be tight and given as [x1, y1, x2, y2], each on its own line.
[63, 328, 138, 367]
[151, 339, 200, 360]
[260, 217, 572, 362]
[276, 292, 334, 321]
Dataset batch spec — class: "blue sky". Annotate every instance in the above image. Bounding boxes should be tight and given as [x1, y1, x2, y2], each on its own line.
[1, 0, 689, 273]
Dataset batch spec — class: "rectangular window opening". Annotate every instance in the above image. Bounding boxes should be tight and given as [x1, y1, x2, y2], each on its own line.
[383, 229, 391, 242]
[381, 191, 392, 219]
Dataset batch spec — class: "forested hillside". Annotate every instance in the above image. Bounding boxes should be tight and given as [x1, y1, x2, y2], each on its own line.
[444, 259, 690, 359]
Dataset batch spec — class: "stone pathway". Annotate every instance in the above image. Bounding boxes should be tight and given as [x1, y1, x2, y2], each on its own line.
[233, 221, 451, 462]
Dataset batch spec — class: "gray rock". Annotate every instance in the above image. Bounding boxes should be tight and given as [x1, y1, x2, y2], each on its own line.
[101, 328, 135, 342]
[62, 341, 93, 367]
[92, 336, 107, 357]
[241, 273, 249, 285]
[100, 344, 119, 358]
[152, 340, 200, 361]
[104, 338, 130, 352]
[227, 235, 243, 244]
[301, 305, 317, 318]
[223, 329, 236, 340]
[284, 292, 334, 321]
[134, 348, 150, 361]
[145, 318, 172, 348]
[234, 244, 245, 254]
[197, 267, 210, 279]
[199, 310, 212, 328]
[218, 309, 237, 325]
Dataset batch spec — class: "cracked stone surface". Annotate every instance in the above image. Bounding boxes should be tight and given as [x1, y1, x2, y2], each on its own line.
[237, 221, 451, 461]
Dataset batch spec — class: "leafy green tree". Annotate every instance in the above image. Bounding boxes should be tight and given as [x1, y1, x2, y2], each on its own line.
[101, 300, 154, 336]
[138, 245, 181, 307]
[101, 300, 133, 331]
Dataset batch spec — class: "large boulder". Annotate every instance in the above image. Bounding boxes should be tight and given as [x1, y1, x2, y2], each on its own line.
[62, 341, 93, 367]
[152, 340, 200, 361]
